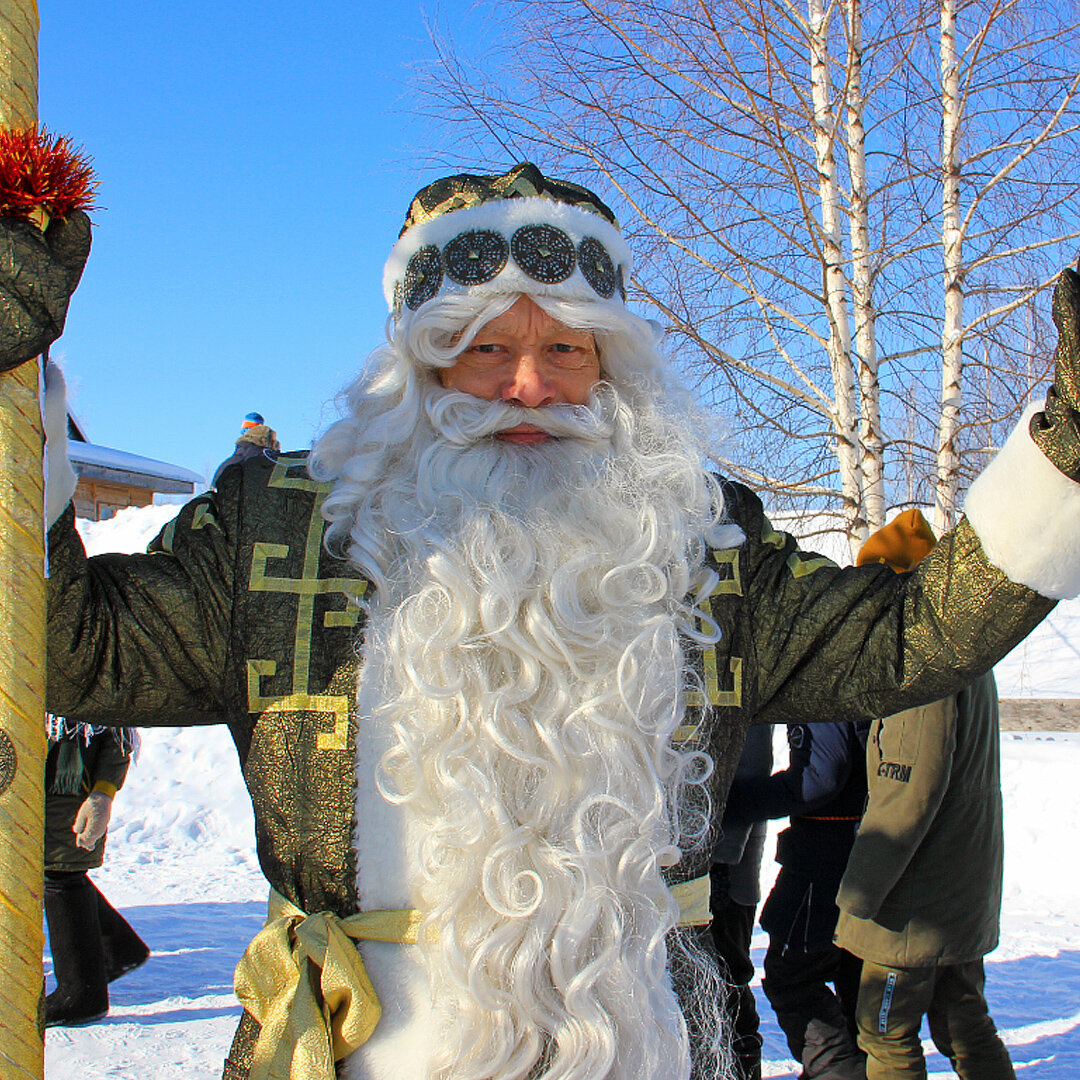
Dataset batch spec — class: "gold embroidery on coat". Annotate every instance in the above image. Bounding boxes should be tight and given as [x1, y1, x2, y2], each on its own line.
[157, 497, 218, 554]
[686, 654, 743, 709]
[761, 519, 786, 549]
[191, 502, 219, 531]
[785, 552, 836, 579]
[710, 548, 743, 596]
[683, 566, 744, 710]
[246, 462, 366, 751]
[158, 518, 177, 554]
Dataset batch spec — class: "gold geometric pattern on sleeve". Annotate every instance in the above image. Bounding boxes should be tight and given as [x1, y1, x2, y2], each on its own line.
[190, 501, 220, 531]
[155, 494, 215, 555]
[157, 518, 179, 554]
[758, 512, 836, 578]
[785, 551, 837, 579]
[247, 460, 367, 752]
[267, 455, 332, 492]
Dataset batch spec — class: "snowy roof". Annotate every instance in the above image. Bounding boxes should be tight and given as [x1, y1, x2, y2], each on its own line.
[68, 440, 205, 494]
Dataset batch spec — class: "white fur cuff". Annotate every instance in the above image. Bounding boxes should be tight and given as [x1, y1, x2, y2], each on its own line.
[964, 400, 1080, 599]
[44, 361, 78, 529]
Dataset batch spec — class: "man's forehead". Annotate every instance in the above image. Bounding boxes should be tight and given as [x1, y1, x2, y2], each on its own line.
[474, 297, 599, 339]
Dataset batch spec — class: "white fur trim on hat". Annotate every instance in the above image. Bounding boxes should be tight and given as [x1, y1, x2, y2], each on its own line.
[382, 196, 633, 313]
[964, 399, 1080, 599]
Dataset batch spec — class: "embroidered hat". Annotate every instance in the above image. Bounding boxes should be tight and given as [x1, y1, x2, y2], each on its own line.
[856, 508, 937, 573]
[383, 162, 632, 316]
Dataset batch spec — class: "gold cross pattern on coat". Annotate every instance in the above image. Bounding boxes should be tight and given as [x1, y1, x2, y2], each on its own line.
[246, 458, 366, 751]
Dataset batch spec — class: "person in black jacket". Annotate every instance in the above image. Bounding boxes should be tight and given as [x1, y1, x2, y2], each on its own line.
[725, 720, 869, 1080]
[710, 724, 773, 1080]
[43, 715, 150, 1026]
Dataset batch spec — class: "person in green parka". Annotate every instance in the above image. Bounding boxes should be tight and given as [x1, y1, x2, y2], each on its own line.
[5, 163, 1080, 1080]
[835, 511, 1015, 1079]
[44, 715, 150, 1027]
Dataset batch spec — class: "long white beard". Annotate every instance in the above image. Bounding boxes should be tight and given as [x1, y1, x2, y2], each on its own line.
[339, 384, 739, 1080]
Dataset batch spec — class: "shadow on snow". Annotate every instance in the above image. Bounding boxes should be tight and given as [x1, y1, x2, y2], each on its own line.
[43, 900, 1080, 1073]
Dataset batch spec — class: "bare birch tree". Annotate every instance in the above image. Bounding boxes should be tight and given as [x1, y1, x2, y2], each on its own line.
[423, 0, 1080, 554]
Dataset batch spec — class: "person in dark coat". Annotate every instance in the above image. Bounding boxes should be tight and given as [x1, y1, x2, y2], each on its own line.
[725, 718, 869, 1079]
[212, 411, 281, 486]
[709, 724, 773, 1080]
[44, 715, 150, 1026]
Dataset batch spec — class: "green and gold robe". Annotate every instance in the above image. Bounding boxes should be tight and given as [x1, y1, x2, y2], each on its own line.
[44, 449, 1054, 1076]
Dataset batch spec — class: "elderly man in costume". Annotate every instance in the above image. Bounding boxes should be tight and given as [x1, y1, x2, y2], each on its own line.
[7, 162, 1080, 1080]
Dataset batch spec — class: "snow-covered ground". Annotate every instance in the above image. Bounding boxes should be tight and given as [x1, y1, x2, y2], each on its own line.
[42, 505, 1080, 1077]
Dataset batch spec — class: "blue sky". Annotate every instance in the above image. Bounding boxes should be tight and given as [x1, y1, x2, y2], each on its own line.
[37, 1, 489, 482]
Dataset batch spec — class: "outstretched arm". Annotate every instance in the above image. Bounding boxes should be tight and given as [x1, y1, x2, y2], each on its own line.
[46, 488, 237, 727]
[711, 267, 1080, 734]
[713, 481, 1054, 729]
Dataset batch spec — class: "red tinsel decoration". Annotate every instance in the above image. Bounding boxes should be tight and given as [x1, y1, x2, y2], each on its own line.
[0, 126, 98, 224]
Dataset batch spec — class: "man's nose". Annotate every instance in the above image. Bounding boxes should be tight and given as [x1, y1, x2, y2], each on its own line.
[501, 353, 556, 407]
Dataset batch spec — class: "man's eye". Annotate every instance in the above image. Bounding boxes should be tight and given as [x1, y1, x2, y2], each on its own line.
[462, 343, 505, 363]
[549, 343, 593, 368]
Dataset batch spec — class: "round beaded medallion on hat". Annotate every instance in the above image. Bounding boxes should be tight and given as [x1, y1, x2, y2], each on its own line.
[511, 225, 576, 284]
[403, 246, 444, 310]
[578, 237, 618, 298]
[444, 230, 509, 286]
[0, 729, 16, 797]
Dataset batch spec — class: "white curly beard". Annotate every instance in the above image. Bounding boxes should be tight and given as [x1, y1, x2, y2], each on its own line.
[336, 383, 737, 1080]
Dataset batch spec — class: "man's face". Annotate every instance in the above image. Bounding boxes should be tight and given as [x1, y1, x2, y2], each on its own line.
[438, 296, 601, 444]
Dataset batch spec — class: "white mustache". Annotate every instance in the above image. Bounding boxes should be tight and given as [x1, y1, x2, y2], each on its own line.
[424, 385, 619, 447]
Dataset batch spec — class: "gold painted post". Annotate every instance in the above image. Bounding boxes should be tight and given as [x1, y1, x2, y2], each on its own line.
[0, 1, 46, 1076]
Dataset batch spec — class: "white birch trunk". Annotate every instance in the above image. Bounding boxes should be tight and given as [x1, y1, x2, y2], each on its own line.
[843, 0, 884, 538]
[937, 0, 964, 535]
[809, 0, 864, 556]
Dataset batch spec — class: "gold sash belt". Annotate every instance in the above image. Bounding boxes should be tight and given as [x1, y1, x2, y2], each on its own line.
[234, 889, 425, 1080]
[235, 875, 711, 1080]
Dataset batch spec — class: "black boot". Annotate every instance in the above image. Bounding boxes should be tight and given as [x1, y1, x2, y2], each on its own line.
[92, 882, 149, 982]
[43, 873, 109, 1027]
[801, 1017, 867, 1079]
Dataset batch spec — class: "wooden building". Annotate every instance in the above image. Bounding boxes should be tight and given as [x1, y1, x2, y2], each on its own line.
[67, 415, 204, 521]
